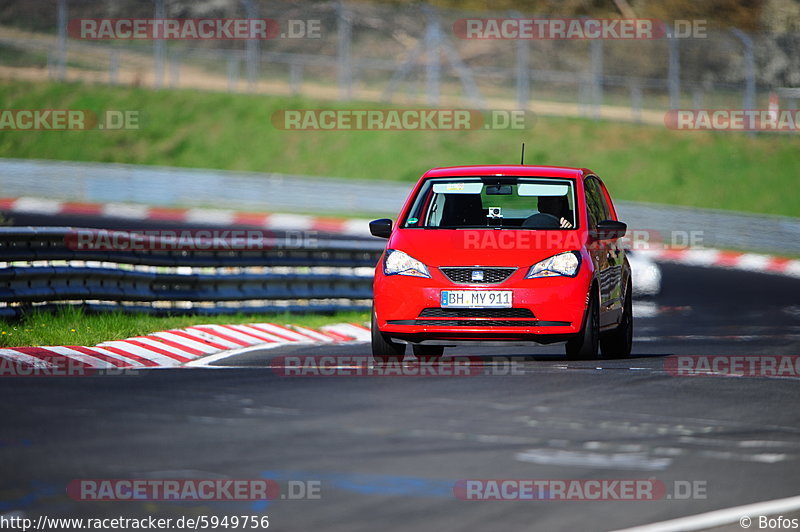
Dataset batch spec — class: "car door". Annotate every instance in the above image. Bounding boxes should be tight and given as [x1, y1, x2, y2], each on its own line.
[584, 176, 617, 328]
[594, 177, 626, 325]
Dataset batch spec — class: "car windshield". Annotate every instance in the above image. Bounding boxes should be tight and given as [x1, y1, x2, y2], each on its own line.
[402, 177, 578, 229]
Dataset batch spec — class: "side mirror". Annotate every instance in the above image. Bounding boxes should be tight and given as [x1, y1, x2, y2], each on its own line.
[594, 219, 627, 240]
[369, 218, 393, 239]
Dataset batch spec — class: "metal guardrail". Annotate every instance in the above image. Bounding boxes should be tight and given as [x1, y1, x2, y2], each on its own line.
[21, 1, 799, 120]
[0, 227, 384, 317]
[2, 159, 798, 255]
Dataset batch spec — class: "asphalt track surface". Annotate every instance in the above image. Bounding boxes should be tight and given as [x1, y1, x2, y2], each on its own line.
[2, 214, 800, 531]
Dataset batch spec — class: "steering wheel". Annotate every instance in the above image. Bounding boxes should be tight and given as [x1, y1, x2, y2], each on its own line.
[522, 212, 561, 229]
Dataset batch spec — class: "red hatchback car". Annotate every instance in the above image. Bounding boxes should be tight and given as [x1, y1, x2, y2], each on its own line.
[369, 165, 632, 362]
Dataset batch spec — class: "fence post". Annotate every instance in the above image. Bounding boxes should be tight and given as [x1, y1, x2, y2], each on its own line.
[56, 0, 67, 80]
[109, 49, 119, 85]
[692, 86, 703, 108]
[241, 0, 259, 92]
[424, 6, 441, 106]
[514, 11, 530, 109]
[290, 62, 303, 94]
[578, 78, 589, 117]
[630, 80, 642, 123]
[667, 29, 680, 109]
[337, 1, 353, 100]
[590, 38, 603, 119]
[227, 51, 239, 92]
[153, 0, 165, 88]
[169, 51, 180, 88]
[731, 29, 756, 119]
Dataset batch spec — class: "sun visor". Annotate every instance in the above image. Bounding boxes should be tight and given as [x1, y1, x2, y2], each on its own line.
[432, 182, 484, 194]
[518, 183, 570, 196]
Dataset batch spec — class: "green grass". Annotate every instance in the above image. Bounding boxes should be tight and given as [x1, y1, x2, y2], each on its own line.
[0, 307, 369, 348]
[0, 79, 798, 217]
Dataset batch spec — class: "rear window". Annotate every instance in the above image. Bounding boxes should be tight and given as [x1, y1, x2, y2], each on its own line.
[402, 177, 578, 230]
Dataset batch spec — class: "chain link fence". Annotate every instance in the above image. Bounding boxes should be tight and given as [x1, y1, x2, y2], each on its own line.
[2, 1, 800, 124]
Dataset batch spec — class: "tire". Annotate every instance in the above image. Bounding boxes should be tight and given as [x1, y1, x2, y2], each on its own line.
[600, 282, 633, 359]
[371, 310, 405, 364]
[412, 344, 444, 362]
[565, 288, 599, 360]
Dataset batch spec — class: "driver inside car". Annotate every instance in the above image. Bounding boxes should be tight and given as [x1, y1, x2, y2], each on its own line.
[538, 195, 574, 229]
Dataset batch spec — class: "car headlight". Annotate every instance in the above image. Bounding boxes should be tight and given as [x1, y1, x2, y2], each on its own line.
[383, 249, 431, 278]
[525, 251, 581, 279]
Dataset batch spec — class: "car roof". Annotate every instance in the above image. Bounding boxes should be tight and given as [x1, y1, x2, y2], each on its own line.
[422, 165, 591, 179]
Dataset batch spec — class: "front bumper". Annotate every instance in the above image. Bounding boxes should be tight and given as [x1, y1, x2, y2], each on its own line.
[374, 267, 591, 343]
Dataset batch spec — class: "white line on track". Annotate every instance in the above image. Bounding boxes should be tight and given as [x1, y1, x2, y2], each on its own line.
[514, 449, 672, 471]
[288, 325, 337, 342]
[322, 323, 371, 341]
[184, 342, 288, 367]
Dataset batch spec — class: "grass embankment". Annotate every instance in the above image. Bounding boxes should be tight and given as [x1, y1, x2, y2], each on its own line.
[0, 80, 798, 217]
[0, 307, 369, 348]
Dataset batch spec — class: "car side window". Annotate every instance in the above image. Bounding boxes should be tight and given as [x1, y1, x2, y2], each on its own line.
[584, 178, 605, 228]
[594, 179, 614, 221]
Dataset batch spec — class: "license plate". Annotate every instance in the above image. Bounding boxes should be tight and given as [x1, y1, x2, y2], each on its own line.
[441, 290, 512, 308]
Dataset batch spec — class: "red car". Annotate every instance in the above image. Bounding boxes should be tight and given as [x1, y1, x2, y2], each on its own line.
[369, 165, 632, 362]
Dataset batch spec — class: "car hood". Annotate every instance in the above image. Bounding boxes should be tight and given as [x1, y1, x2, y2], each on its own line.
[387, 229, 587, 267]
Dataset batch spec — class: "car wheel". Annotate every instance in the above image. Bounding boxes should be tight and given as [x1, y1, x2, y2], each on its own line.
[412, 345, 445, 362]
[600, 282, 633, 359]
[565, 289, 599, 360]
[371, 309, 405, 364]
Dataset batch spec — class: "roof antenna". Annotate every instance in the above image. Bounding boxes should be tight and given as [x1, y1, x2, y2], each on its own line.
[520, 143, 525, 165]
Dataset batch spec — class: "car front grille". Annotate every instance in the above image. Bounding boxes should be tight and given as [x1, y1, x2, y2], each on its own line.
[413, 320, 540, 327]
[414, 307, 537, 327]
[440, 267, 516, 284]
